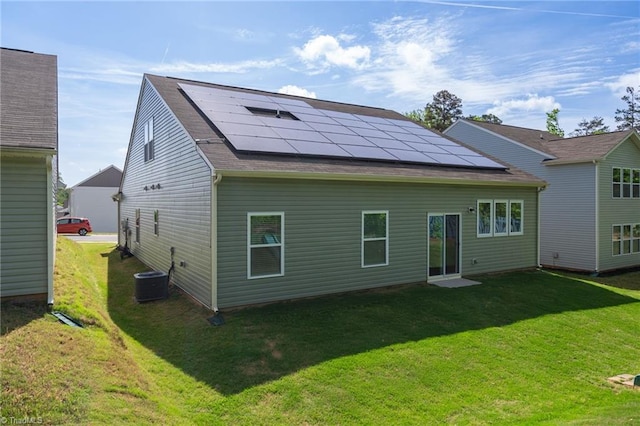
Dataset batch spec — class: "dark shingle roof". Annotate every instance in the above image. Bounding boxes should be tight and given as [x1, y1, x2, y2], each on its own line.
[460, 120, 556, 156]
[540, 130, 638, 164]
[74, 165, 122, 187]
[0, 48, 58, 151]
[145, 74, 544, 186]
[462, 119, 639, 164]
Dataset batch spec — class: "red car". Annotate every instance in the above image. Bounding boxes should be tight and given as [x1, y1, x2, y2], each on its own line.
[57, 217, 92, 236]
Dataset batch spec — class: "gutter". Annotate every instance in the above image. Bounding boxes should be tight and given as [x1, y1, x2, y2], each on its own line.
[47, 156, 55, 306]
[537, 185, 546, 269]
[218, 169, 545, 188]
[594, 160, 599, 272]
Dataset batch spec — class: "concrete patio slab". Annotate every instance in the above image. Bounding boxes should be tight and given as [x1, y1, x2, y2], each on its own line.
[429, 278, 482, 288]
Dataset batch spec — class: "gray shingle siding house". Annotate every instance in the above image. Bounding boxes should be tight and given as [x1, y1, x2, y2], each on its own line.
[118, 74, 545, 310]
[0, 48, 58, 303]
[445, 119, 640, 273]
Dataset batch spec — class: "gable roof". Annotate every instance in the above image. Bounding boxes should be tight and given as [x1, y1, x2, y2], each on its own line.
[0, 47, 58, 151]
[458, 119, 557, 156]
[73, 165, 122, 188]
[460, 119, 640, 165]
[540, 130, 639, 165]
[141, 74, 544, 187]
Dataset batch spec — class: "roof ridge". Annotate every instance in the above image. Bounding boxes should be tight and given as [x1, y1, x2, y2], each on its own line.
[146, 73, 391, 113]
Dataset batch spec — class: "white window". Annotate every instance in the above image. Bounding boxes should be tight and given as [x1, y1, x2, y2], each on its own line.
[477, 200, 493, 237]
[494, 200, 508, 237]
[153, 210, 159, 236]
[362, 211, 389, 267]
[248, 213, 284, 279]
[135, 209, 140, 244]
[509, 201, 524, 235]
[478, 199, 523, 237]
[144, 117, 154, 162]
[613, 223, 640, 256]
[613, 167, 640, 199]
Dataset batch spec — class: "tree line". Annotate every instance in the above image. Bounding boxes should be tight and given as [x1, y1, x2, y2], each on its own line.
[406, 86, 640, 137]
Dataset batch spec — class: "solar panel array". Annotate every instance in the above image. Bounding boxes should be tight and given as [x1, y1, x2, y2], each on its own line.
[179, 83, 505, 169]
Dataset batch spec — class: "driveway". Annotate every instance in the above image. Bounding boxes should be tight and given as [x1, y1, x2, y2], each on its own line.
[63, 233, 118, 244]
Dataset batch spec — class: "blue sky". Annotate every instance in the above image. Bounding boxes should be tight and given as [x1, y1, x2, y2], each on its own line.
[2, 1, 639, 186]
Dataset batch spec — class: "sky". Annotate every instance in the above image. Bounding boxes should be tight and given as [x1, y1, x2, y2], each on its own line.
[2, 1, 639, 187]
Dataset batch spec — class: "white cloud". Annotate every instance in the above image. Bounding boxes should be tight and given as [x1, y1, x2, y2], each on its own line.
[150, 59, 283, 74]
[604, 70, 640, 97]
[277, 85, 317, 98]
[356, 16, 454, 97]
[294, 34, 371, 72]
[486, 94, 560, 118]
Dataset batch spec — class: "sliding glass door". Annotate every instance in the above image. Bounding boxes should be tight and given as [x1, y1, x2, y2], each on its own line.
[428, 213, 461, 280]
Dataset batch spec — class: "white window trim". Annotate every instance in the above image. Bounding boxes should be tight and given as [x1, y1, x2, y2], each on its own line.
[135, 209, 140, 244]
[247, 212, 285, 279]
[493, 200, 509, 237]
[612, 166, 640, 199]
[144, 117, 154, 162]
[509, 200, 524, 236]
[361, 210, 389, 268]
[477, 200, 493, 238]
[613, 223, 640, 256]
[153, 210, 159, 236]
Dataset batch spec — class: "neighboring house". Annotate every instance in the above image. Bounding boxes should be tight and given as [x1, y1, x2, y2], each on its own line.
[69, 165, 122, 232]
[445, 119, 640, 273]
[0, 47, 58, 303]
[118, 74, 546, 310]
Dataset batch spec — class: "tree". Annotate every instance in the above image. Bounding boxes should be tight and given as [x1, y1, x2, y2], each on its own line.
[570, 116, 610, 137]
[408, 90, 463, 132]
[614, 86, 640, 131]
[57, 175, 70, 206]
[545, 108, 564, 137]
[404, 109, 425, 123]
[467, 113, 502, 124]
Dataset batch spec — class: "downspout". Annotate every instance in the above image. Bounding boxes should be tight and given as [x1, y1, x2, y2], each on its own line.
[537, 185, 546, 269]
[47, 156, 55, 306]
[594, 160, 599, 273]
[211, 172, 222, 312]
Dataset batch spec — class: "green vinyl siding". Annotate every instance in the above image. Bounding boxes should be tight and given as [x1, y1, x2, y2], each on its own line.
[217, 177, 538, 308]
[598, 139, 640, 271]
[0, 155, 49, 297]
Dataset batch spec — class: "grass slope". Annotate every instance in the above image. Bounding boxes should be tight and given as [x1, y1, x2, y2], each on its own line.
[1, 237, 639, 424]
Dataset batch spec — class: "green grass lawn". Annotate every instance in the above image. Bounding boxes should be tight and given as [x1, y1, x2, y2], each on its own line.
[2, 237, 639, 425]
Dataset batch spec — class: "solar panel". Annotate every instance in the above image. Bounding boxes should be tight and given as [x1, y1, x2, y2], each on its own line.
[271, 127, 331, 143]
[323, 132, 375, 147]
[385, 148, 436, 163]
[306, 121, 357, 135]
[286, 139, 352, 157]
[338, 144, 397, 160]
[333, 117, 377, 130]
[229, 135, 298, 154]
[216, 122, 280, 138]
[350, 127, 393, 139]
[405, 142, 449, 154]
[178, 83, 507, 170]
[366, 137, 413, 150]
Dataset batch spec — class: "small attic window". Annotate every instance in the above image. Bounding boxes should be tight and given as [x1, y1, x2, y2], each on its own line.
[245, 106, 298, 120]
